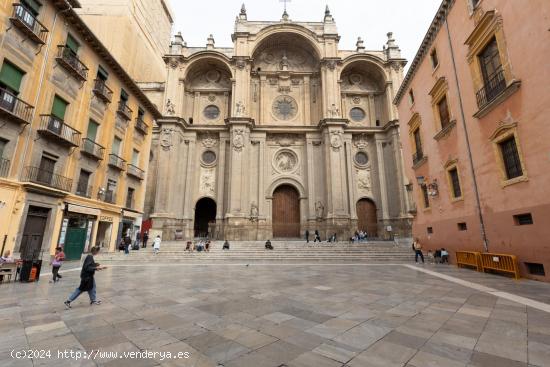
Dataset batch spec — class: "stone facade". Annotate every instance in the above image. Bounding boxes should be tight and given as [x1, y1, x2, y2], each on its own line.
[145, 6, 412, 240]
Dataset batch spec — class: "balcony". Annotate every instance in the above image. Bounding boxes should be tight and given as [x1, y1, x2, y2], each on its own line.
[476, 69, 506, 108]
[55, 46, 88, 81]
[412, 151, 427, 169]
[117, 101, 133, 121]
[127, 164, 145, 180]
[38, 115, 81, 147]
[81, 138, 105, 160]
[135, 117, 148, 135]
[103, 190, 116, 204]
[75, 182, 93, 198]
[22, 166, 72, 192]
[10, 4, 48, 44]
[108, 154, 126, 171]
[92, 79, 113, 103]
[0, 87, 34, 125]
[0, 158, 10, 178]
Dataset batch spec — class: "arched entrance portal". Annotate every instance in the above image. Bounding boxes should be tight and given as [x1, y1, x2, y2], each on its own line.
[357, 199, 378, 237]
[272, 185, 300, 238]
[194, 198, 216, 238]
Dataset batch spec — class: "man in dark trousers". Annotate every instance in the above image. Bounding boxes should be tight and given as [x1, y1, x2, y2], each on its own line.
[64, 247, 106, 308]
[305, 230, 310, 243]
[142, 231, 149, 248]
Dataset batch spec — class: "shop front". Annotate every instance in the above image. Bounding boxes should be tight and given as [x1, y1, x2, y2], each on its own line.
[58, 204, 99, 260]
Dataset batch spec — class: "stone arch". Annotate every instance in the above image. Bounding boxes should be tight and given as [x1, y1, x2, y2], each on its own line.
[194, 197, 217, 238]
[182, 55, 233, 124]
[271, 184, 301, 238]
[251, 25, 322, 60]
[339, 58, 390, 126]
[266, 177, 306, 199]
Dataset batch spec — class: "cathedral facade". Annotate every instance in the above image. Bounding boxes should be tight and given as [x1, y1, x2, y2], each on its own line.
[145, 6, 413, 240]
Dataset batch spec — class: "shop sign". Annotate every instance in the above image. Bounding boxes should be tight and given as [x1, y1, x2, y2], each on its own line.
[67, 204, 100, 216]
[100, 216, 113, 222]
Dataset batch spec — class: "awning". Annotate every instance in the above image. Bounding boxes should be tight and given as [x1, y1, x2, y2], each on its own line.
[122, 210, 142, 219]
[67, 204, 100, 217]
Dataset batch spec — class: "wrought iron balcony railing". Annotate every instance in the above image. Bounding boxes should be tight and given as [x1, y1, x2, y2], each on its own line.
[10, 4, 49, 44]
[22, 166, 72, 192]
[81, 138, 105, 160]
[38, 115, 81, 147]
[55, 45, 89, 81]
[75, 182, 93, 198]
[92, 79, 113, 103]
[476, 69, 507, 108]
[135, 117, 148, 134]
[117, 100, 133, 120]
[108, 154, 126, 170]
[0, 87, 34, 124]
[0, 158, 10, 178]
[127, 164, 145, 180]
[412, 150, 425, 166]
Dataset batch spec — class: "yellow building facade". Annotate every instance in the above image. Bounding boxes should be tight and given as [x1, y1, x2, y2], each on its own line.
[0, 0, 161, 262]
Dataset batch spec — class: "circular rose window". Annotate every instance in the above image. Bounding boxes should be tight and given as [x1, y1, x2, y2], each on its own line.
[349, 107, 366, 122]
[204, 105, 220, 120]
[354, 151, 369, 166]
[272, 95, 298, 120]
[202, 150, 217, 165]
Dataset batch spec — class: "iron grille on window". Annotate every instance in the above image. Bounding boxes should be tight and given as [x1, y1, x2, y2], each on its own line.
[449, 168, 462, 198]
[499, 137, 523, 179]
[421, 185, 430, 208]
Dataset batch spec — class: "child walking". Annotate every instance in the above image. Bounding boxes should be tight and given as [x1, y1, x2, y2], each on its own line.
[50, 247, 65, 283]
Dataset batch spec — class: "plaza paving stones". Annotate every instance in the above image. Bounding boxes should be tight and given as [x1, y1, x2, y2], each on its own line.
[0, 263, 549, 366]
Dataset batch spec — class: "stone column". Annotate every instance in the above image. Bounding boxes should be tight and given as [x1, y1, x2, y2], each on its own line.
[343, 134, 356, 219]
[368, 94, 376, 126]
[303, 76, 311, 123]
[305, 134, 316, 221]
[375, 138, 390, 220]
[215, 134, 228, 220]
[182, 133, 197, 221]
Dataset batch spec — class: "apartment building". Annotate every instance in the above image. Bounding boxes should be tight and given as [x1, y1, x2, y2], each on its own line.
[395, 0, 550, 280]
[0, 0, 161, 260]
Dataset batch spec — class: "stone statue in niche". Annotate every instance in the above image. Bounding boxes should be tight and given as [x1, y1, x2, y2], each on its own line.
[250, 202, 259, 221]
[235, 101, 246, 117]
[166, 99, 175, 115]
[280, 52, 289, 70]
[328, 103, 340, 118]
[315, 201, 324, 220]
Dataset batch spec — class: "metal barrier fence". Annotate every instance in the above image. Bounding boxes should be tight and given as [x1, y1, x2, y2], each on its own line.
[456, 251, 482, 271]
[480, 253, 520, 280]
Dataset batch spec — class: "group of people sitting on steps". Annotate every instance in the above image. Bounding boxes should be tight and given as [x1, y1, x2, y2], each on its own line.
[185, 240, 211, 252]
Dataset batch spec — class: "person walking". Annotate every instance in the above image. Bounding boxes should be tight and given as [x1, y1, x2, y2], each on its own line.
[412, 238, 425, 263]
[64, 247, 106, 308]
[153, 235, 161, 255]
[50, 247, 65, 283]
[124, 235, 131, 255]
[134, 231, 141, 250]
[305, 230, 310, 243]
[142, 231, 149, 248]
[313, 230, 320, 243]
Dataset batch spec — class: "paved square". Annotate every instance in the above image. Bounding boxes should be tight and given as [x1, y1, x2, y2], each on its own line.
[0, 263, 549, 366]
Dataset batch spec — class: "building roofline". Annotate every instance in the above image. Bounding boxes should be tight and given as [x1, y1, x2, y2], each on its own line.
[393, 0, 455, 105]
[50, 1, 163, 119]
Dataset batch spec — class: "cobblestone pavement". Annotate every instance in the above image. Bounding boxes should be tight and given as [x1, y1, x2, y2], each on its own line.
[0, 263, 549, 367]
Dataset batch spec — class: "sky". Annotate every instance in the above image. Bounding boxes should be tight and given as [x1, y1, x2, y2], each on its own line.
[169, 0, 442, 69]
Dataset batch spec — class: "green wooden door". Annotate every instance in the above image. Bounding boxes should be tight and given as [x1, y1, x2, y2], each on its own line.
[64, 227, 87, 260]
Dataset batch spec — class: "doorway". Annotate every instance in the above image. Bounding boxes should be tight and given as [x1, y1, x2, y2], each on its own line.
[194, 198, 216, 238]
[356, 198, 378, 237]
[64, 217, 89, 260]
[19, 206, 50, 260]
[272, 185, 300, 238]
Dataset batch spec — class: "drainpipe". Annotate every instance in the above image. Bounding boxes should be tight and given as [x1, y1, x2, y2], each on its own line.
[18, 1, 73, 177]
[444, 18, 489, 252]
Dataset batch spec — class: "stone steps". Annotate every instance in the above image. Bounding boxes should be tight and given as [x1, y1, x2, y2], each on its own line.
[95, 240, 413, 263]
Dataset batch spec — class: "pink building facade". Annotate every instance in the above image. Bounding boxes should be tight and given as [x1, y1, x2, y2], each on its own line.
[395, 0, 550, 281]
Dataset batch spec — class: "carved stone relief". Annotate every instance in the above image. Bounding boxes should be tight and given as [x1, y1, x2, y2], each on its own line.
[232, 128, 245, 151]
[199, 168, 216, 197]
[330, 131, 343, 150]
[160, 127, 176, 150]
[274, 150, 298, 173]
[357, 168, 373, 195]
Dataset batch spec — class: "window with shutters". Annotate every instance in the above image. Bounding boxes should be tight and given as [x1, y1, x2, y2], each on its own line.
[65, 34, 80, 55]
[429, 77, 456, 137]
[489, 121, 527, 187]
[51, 95, 68, 120]
[499, 137, 523, 180]
[0, 60, 25, 94]
[87, 120, 99, 141]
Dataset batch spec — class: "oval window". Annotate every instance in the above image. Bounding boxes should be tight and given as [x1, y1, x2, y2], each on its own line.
[355, 152, 369, 166]
[349, 107, 366, 122]
[204, 105, 220, 120]
[202, 150, 217, 165]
